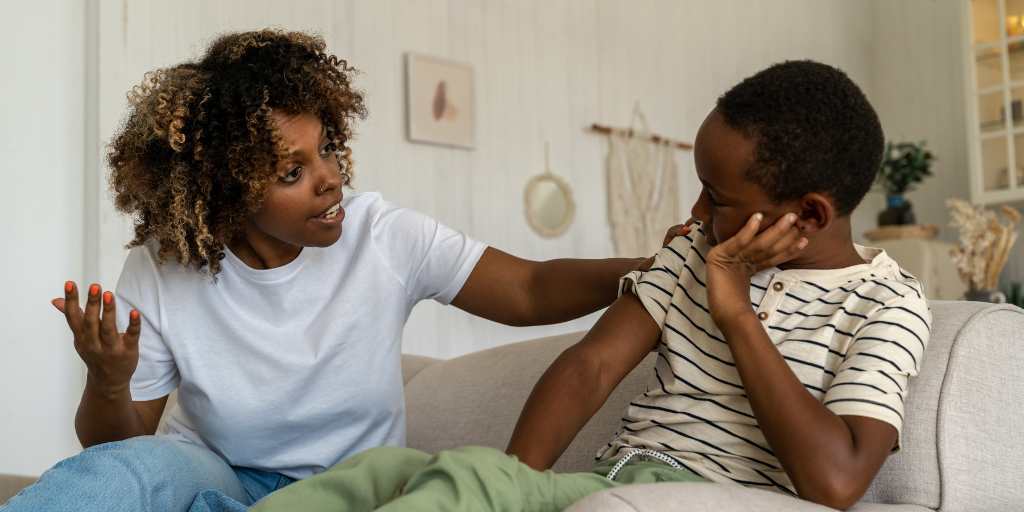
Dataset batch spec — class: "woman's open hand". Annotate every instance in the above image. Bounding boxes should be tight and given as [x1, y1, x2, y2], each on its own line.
[52, 282, 141, 394]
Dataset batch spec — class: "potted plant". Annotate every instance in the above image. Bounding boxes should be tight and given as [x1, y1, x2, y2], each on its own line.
[877, 141, 934, 226]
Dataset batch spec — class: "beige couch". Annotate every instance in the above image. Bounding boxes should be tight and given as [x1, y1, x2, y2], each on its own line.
[3, 300, 1023, 510]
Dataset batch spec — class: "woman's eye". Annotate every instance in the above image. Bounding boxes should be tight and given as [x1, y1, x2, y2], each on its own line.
[281, 167, 303, 183]
[320, 142, 339, 156]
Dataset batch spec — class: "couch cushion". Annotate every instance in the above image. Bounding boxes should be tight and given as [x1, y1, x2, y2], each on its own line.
[405, 330, 642, 473]
[401, 354, 438, 384]
[564, 482, 931, 512]
[0, 474, 37, 505]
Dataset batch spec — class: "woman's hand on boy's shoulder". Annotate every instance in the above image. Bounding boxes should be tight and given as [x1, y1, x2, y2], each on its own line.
[705, 213, 806, 328]
[636, 220, 696, 272]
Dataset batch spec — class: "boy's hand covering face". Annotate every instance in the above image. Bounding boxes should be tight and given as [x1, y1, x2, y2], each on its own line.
[705, 212, 807, 327]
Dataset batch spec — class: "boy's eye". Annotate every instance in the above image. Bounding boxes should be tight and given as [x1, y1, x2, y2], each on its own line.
[281, 166, 303, 183]
[703, 187, 719, 206]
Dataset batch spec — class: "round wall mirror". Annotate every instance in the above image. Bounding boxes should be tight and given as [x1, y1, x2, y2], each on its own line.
[524, 172, 575, 238]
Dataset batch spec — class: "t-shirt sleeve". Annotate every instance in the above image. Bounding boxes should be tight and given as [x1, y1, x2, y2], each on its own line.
[823, 296, 932, 450]
[372, 201, 487, 305]
[117, 245, 179, 401]
[618, 232, 696, 330]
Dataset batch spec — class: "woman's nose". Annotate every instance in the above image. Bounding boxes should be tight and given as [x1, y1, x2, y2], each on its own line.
[315, 164, 343, 195]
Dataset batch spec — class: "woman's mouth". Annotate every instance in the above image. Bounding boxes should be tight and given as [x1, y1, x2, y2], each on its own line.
[321, 202, 342, 219]
[311, 201, 345, 226]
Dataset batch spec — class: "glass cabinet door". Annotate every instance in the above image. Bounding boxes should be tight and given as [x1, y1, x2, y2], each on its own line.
[1007, 0, 1024, 190]
[972, 0, 1021, 193]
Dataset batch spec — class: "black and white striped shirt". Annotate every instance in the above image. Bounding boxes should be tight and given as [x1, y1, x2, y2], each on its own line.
[598, 225, 932, 496]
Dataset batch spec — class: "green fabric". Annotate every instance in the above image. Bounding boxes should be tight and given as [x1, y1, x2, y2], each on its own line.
[251, 446, 705, 512]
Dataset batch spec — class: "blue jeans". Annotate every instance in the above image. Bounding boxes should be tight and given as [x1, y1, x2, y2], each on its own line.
[0, 436, 294, 512]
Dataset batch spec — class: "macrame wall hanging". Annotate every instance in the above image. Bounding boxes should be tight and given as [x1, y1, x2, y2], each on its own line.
[592, 105, 693, 257]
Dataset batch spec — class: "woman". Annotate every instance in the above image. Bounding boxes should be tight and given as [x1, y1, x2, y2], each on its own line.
[1, 29, 681, 512]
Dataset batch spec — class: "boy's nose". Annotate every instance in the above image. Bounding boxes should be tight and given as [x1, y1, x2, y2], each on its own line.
[690, 198, 710, 227]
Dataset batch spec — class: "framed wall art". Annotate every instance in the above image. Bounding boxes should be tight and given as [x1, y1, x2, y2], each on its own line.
[405, 53, 475, 149]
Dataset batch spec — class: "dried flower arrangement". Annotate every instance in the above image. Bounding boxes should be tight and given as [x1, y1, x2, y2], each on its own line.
[947, 199, 1022, 291]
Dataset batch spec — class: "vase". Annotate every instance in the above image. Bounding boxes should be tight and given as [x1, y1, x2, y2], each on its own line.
[965, 287, 1007, 303]
[878, 194, 916, 226]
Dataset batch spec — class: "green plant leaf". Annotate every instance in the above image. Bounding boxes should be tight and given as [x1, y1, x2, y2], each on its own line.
[878, 140, 935, 194]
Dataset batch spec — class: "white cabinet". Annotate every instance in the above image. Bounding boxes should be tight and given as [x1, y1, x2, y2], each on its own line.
[964, 0, 1024, 204]
[871, 239, 967, 300]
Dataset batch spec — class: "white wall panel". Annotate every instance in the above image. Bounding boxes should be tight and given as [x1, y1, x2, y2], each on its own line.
[0, 0, 88, 477]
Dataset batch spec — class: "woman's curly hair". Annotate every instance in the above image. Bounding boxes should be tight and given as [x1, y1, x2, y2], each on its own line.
[107, 29, 366, 276]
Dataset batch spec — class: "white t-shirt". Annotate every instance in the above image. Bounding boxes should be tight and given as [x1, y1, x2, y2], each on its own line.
[114, 192, 487, 479]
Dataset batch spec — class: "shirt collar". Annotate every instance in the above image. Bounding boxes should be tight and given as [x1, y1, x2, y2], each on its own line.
[758, 244, 900, 287]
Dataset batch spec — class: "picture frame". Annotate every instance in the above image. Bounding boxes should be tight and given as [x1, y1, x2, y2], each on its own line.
[405, 53, 475, 149]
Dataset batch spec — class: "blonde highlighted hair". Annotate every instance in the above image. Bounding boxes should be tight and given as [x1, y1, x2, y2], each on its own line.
[107, 29, 366, 276]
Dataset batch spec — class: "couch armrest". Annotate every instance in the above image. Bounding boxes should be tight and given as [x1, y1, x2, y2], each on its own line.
[860, 302, 1024, 511]
[933, 304, 1024, 511]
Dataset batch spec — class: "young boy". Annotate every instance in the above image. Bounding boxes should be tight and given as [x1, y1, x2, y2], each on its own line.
[252, 60, 931, 512]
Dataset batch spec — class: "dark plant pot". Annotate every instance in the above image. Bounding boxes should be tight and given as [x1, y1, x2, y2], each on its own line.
[878, 194, 916, 226]
[1008, 282, 1024, 308]
[965, 287, 1007, 303]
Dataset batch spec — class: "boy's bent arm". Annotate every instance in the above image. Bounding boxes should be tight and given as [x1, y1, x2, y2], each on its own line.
[506, 293, 661, 471]
[721, 313, 896, 510]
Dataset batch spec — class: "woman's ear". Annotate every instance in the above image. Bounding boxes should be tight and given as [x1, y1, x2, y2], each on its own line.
[795, 193, 835, 233]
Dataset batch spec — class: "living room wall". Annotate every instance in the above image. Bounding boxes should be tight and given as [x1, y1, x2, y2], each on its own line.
[1, 0, 89, 479]
[865, 0, 1024, 296]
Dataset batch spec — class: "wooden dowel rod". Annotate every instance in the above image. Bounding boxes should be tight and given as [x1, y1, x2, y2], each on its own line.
[590, 123, 693, 150]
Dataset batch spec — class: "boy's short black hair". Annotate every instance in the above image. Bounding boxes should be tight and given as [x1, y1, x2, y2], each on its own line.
[716, 60, 883, 216]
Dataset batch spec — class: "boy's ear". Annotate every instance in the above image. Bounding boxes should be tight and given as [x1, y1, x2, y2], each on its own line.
[795, 193, 835, 233]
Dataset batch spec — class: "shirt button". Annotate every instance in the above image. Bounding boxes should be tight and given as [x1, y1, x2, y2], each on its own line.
[772, 282, 784, 292]
[757, 312, 769, 321]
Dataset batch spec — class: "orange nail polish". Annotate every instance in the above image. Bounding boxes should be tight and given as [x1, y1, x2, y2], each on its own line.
[65, 281, 73, 293]
[89, 284, 99, 297]
[103, 292, 113, 304]
[130, 310, 139, 321]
